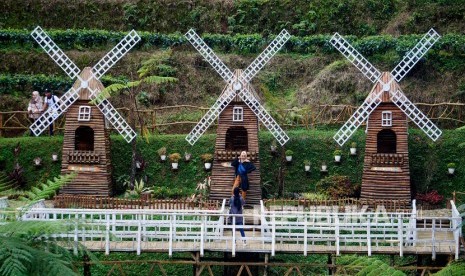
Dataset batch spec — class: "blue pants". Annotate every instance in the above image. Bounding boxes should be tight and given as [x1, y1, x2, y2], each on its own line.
[236, 221, 245, 237]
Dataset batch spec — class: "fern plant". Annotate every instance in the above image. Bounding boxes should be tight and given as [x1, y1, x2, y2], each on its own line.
[0, 172, 16, 194]
[337, 255, 405, 276]
[0, 221, 96, 276]
[19, 173, 76, 201]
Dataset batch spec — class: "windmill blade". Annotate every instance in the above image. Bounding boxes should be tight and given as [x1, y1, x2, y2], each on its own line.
[86, 86, 136, 143]
[186, 87, 237, 145]
[333, 92, 384, 146]
[391, 29, 440, 83]
[238, 88, 289, 146]
[330, 33, 382, 84]
[391, 88, 442, 141]
[240, 29, 291, 83]
[31, 26, 80, 79]
[92, 30, 141, 80]
[29, 87, 80, 136]
[185, 29, 235, 83]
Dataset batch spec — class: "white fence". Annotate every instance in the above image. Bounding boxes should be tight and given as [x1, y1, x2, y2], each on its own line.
[3, 199, 462, 259]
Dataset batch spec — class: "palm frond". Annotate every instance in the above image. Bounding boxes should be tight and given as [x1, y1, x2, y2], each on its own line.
[142, 75, 177, 85]
[19, 173, 76, 202]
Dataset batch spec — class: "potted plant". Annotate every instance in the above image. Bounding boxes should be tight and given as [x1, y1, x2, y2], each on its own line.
[321, 161, 328, 172]
[51, 152, 59, 162]
[201, 153, 213, 170]
[350, 142, 357, 155]
[157, 147, 167, 161]
[169, 153, 181, 170]
[304, 160, 311, 172]
[33, 157, 42, 167]
[184, 152, 192, 162]
[285, 150, 293, 162]
[334, 149, 342, 162]
[447, 162, 456, 174]
[270, 140, 278, 154]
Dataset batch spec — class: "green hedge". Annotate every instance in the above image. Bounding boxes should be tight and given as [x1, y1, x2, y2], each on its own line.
[1, 0, 464, 36]
[0, 128, 464, 199]
[1, 29, 465, 56]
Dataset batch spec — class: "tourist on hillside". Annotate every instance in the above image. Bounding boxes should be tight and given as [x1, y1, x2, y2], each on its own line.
[230, 187, 246, 245]
[41, 89, 60, 136]
[27, 91, 43, 136]
[231, 151, 256, 200]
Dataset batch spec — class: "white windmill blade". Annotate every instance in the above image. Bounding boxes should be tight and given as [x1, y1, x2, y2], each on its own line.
[29, 87, 80, 136]
[333, 91, 384, 146]
[391, 28, 440, 83]
[186, 87, 237, 145]
[330, 33, 382, 84]
[185, 29, 235, 83]
[238, 88, 289, 145]
[391, 88, 442, 141]
[85, 86, 136, 143]
[240, 29, 291, 83]
[31, 26, 80, 79]
[92, 30, 141, 80]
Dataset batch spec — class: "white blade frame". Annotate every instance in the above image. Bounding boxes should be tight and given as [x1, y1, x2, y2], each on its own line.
[238, 87, 289, 145]
[241, 29, 291, 83]
[333, 91, 384, 146]
[186, 87, 236, 145]
[92, 30, 141, 80]
[31, 26, 81, 79]
[330, 33, 382, 84]
[29, 87, 80, 136]
[391, 28, 440, 83]
[391, 88, 442, 141]
[185, 29, 234, 83]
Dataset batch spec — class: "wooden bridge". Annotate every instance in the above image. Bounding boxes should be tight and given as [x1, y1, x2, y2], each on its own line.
[6, 199, 461, 260]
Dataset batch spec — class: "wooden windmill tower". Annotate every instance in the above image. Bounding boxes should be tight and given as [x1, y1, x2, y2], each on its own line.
[185, 29, 290, 204]
[330, 29, 442, 201]
[30, 26, 140, 196]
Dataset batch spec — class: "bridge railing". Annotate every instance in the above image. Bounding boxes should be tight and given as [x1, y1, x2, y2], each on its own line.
[11, 200, 461, 259]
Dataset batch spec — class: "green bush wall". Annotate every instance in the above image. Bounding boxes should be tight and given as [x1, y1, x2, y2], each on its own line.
[0, 128, 464, 199]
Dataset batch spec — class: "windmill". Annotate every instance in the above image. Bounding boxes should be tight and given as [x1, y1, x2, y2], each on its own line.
[185, 29, 290, 204]
[30, 26, 140, 195]
[330, 28, 441, 201]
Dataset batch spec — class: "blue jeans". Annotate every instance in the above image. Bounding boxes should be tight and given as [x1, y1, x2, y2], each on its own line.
[236, 221, 245, 238]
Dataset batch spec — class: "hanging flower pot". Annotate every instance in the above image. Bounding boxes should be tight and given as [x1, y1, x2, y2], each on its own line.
[201, 153, 213, 171]
[334, 149, 342, 163]
[447, 163, 456, 175]
[350, 142, 357, 155]
[204, 162, 212, 170]
[184, 152, 191, 162]
[33, 157, 42, 167]
[321, 162, 328, 172]
[157, 147, 167, 162]
[160, 155, 166, 161]
[52, 152, 59, 162]
[169, 153, 181, 170]
[304, 160, 311, 172]
[285, 150, 293, 162]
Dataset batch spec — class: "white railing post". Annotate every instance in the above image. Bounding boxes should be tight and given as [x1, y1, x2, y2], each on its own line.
[200, 216, 205, 257]
[398, 214, 403, 257]
[105, 214, 110, 255]
[137, 216, 142, 255]
[303, 214, 308, 256]
[335, 212, 340, 256]
[432, 218, 436, 260]
[271, 214, 276, 257]
[367, 218, 371, 256]
[73, 214, 78, 256]
[232, 216, 236, 257]
[112, 213, 116, 233]
[451, 200, 462, 260]
[169, 214, 174, 257]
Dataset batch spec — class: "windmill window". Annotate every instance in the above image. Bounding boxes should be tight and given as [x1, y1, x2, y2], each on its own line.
[233, 107, 243, 122]
[75, 126, 94, 151]
[78, 106, 91, 121]
[381, 111, 392, 126]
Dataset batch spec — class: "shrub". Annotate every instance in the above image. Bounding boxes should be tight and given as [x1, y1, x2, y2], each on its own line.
[447, 162, 456, 168]
[201, 153, 213, 163]
[315, 175, 359, 199]
[157, 147, 167, 156]
[169, 153, 181, 163]
[285, 150, 293, 156]
[416, 190, 444, 205]
[334, 149, 342, 156]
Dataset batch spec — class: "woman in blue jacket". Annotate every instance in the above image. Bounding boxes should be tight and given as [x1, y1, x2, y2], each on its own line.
[231, 151, 256, 199]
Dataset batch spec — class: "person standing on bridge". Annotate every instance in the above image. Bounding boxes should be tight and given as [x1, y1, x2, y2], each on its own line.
[231, 151, 256, 200]
[230, 187, 246, 245]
